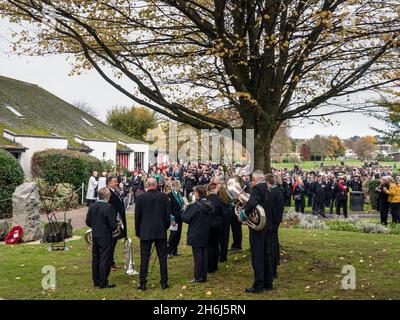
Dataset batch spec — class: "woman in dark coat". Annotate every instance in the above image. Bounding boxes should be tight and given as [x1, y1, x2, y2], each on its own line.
[206, 183, 223, 273]
[181, 185, 214, 283]
[167, 180, 185, 257]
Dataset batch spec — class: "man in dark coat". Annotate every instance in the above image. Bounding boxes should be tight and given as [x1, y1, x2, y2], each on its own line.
[376, 177, 390, 225]
[86, 187, 118, 289]
[240, 170, 272, 293]
[129, 171, 143, 204]
[135, 178, 171, 291]
[311, 175, 328, 218]
[206, 183, 223, 273]
[326, 175, 336, 214]
[106, 176, 128, 269]
[271, 174, 286, 279]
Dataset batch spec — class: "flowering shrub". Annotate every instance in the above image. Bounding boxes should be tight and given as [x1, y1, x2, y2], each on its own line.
[283, 211, 393, 234]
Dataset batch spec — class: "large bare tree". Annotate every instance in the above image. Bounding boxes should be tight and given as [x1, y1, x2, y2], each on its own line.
[1, 0, 399, 170]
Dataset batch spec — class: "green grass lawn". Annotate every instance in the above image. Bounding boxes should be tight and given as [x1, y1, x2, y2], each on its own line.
[1, 213, 400, 300]
[273, 160, 398, 170]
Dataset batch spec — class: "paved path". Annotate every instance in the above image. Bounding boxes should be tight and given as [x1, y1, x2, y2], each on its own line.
[40, 205, 135, 230]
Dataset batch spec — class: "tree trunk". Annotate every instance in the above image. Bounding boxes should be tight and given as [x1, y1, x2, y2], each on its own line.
[253, 131, 274, 173]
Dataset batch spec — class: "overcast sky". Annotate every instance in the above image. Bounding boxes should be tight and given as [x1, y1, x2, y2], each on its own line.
[0, 18, 386, 140]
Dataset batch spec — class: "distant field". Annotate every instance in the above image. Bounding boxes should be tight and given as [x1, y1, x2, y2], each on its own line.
[272, 160, 398, 171]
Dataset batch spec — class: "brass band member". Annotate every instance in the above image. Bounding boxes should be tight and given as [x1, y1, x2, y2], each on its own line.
[85, 187, 118, 289]
[239, 171, 283, 293]
[135, 178, 170, 291]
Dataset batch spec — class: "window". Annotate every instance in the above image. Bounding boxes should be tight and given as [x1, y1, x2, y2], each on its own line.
[81, 117, 95, 127]
[5, 104, 24, 117]
[134, 152, 145, 171]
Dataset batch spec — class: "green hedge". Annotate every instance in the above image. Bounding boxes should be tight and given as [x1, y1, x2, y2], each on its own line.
[368, 179, 380, 210]
[31, 149, 112, 190]
[0, 149, 25, 218]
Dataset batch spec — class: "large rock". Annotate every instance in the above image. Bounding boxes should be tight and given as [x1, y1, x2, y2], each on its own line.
[12, 183, 42, 242]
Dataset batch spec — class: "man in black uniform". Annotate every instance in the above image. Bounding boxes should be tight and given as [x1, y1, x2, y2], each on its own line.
[271, 174, 286, 279]
[135, 178, 170, 291]
[311, 175, 328, 218]
[333, 176, 349, 218]
[86, 188, 118, 289]
[304, 174, 314, 208]
[326, 175, 336, 214]
[106, 176, 128, 269]
[239, 170, 273, 293]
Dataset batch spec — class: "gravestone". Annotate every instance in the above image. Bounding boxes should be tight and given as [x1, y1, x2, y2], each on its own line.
[12, 183, 42, 242]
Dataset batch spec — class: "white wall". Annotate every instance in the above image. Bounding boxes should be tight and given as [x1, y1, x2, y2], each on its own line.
[75, 137, 116, 164]
[120, 141, 150, 172]
[3, 131, 68, 176]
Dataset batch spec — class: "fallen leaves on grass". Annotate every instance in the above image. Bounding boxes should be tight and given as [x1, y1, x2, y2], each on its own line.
[206, 291, 212, 296]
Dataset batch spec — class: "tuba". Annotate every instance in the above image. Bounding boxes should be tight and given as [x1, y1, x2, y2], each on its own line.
[219, 176, 266, 231]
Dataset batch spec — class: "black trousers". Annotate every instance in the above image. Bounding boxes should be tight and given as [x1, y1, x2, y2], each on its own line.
[111, 237, 118, 266]
[140, 239, 168, 285]
[230, 210, 243, 250]
[207, 225, 221, 273]
[271, 225, 281, 278]
[92, 237, 113, 287]
[219, 213, 230, 262]
[306, 194, 312, 207]
[390, 203, 400, 223]
[285, 196, 291, 208]
[313, 198, 325, 216]
[192, 246, 208, 281]
[168, 222, 182, 255]
[379, 200, 390, 224]
[249, 228, 273, 290]
[336, 199, 348, 218]
[294, 198, 305, 213]
[329, 198, 335, 214]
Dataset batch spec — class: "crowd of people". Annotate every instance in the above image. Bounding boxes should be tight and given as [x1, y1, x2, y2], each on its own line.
[85, 161, 400, 291]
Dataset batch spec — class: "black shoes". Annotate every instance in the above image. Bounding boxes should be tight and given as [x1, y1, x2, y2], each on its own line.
[137, 283, 168, 290]
[137, 283, 147, 291]
[189, 279, 207, 283]
[244, 287, 264, 294]
[99, 284, 116, 289]
[229, 247, 242, 253]
[161, 283, 170, 290]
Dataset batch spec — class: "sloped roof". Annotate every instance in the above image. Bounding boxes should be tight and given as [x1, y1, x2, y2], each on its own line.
[0, 135, 27, 151]
[0, 75, 147, 145]
[116, 143, 134, 153]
